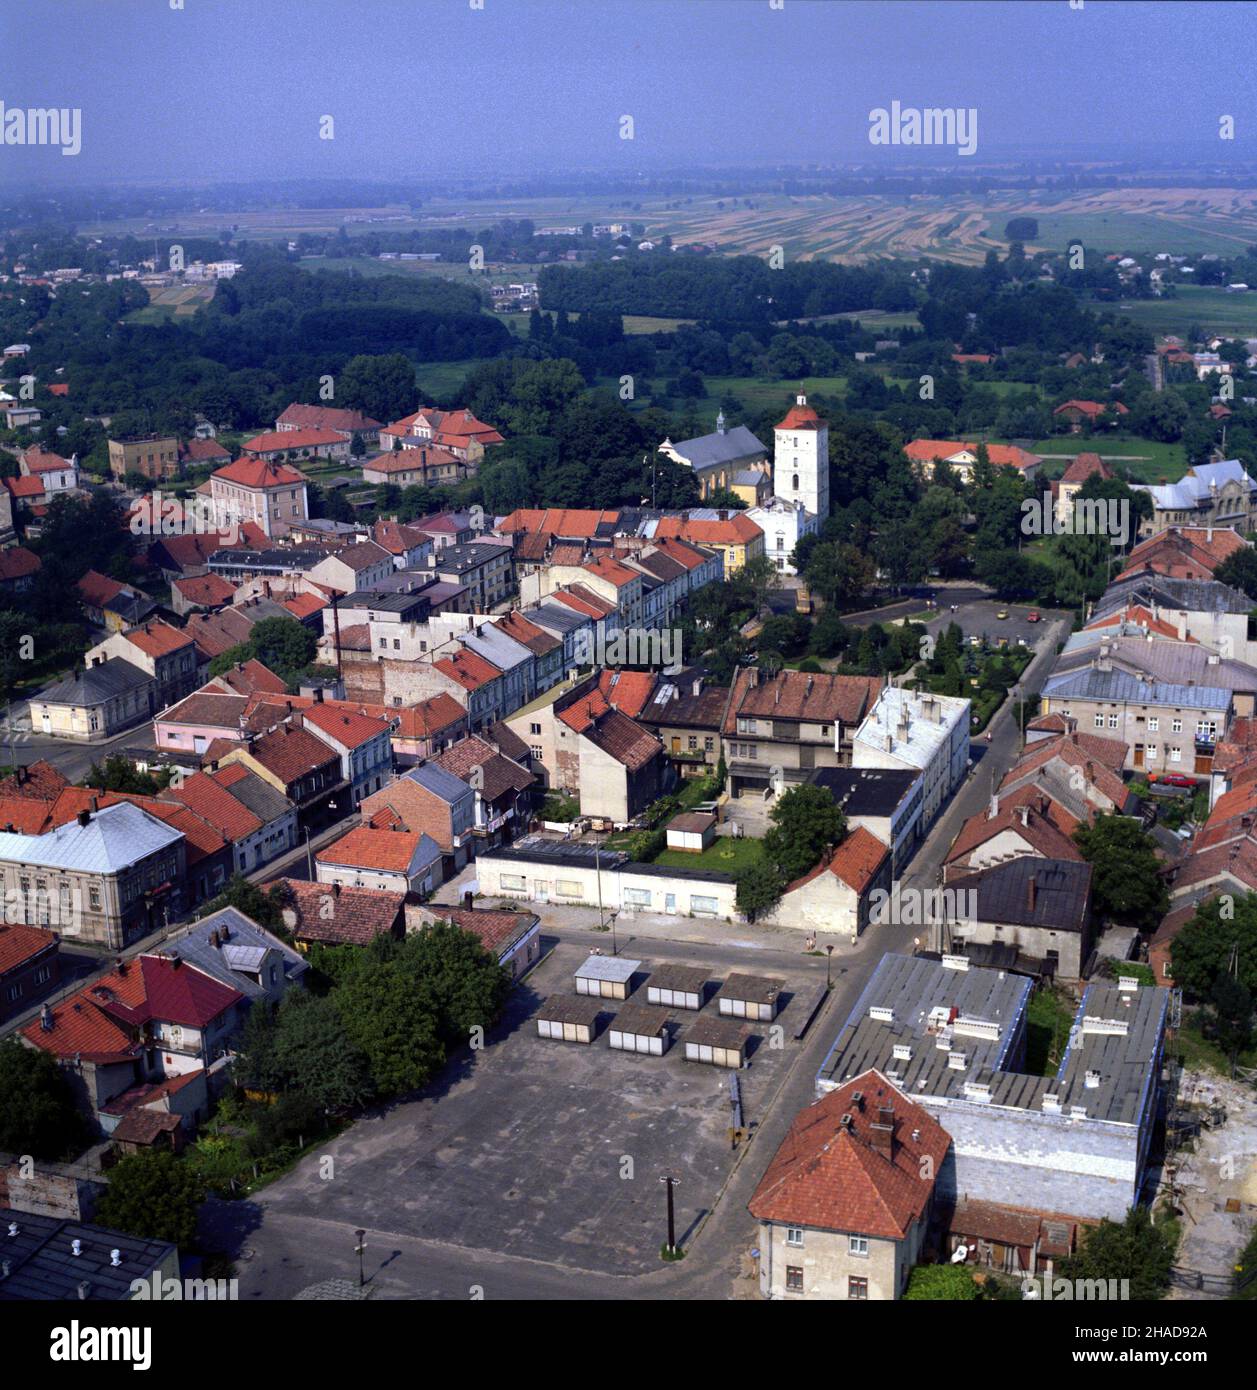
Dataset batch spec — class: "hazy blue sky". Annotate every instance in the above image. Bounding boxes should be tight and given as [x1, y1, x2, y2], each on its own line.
[3, 0, 1257, 184]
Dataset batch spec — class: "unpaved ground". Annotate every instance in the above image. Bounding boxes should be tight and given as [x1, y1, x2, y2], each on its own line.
[1161, 1070, 1257, 1299]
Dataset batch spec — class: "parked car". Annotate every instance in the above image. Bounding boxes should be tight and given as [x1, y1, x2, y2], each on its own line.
[996, 609, 1009, 619]
[1027, 610, 1041, 623]
[1152, 772, 1195, 788]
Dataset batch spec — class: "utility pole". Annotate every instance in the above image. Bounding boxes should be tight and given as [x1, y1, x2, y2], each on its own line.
[354, 1228, 367, 1289]
[660, 1174, 679, 1256]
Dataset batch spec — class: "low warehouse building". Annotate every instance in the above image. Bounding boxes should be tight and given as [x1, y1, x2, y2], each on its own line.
[574, 954, 641, 1000]
[536, 995, 605, 1044]
[608, 1002, 672, 1056]
[717, 973, 783, 1022]
[683, 1015, 749, 1069]
[665, 811, 717, 853]
[645, 963, 709, 1011]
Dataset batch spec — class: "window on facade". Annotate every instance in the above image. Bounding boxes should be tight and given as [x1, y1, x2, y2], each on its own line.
[1148, 717, 1159, 732]
[500, 874, 526, 891]
[785, 1266, 804, 1292]
[530, 745, 543, 761]
[1172, 718, 1183, 734]
[1197, 721, 1216, 740]
[849, 1235, 869, 1257]
[1094, 715, 1105, 729]
[848, 1276, 869, 1300]
[1169, 747, 1182, 762]
[791, 475, 799, 491]
[786, 1227, 804, 1248]
[1108, 714, 1119, 729]
[530, 723, 541, 735]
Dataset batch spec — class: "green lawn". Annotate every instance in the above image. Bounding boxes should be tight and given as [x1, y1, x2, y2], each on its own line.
[651, 837, 765, 876]
[1095, 284, 1257, 340]
[699, 373, 849, 411]
[1027, 435, 1188, 483]
[1022, 213, 1254, 259]
[1024, 986, 1077, 1076]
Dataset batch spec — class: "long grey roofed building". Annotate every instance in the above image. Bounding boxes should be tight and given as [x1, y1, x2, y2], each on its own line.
[38, 657, 153, 705]
[0, 1207, 175, 1301]
[1091, 572, 1253, 621]
[1040, 666, 1231, 710]
[664, 422, 767, 469]
[815, 953, 1169, 1222]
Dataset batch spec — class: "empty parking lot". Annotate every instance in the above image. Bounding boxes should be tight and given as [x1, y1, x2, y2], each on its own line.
[254, 939, 820, 1276]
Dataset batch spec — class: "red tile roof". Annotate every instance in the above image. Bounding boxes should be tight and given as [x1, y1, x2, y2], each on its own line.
[21, 994, 140, 1063]
[123, 619, 195, 659]
[317, 825, 421, 873]
[236, 724, 340, 784]
[725, 667, 882, 731]
[273, 878, 403, 945]
[0, 546, 40, 582]
[497, 508, 620, 537]
[0, 922, 57, 976]
[212, 457, 306, 488]
[786, 826, 889, 895]
[748, 1069, 949, 1240]
[654, 512, 763, 546]
[903, 439, 1040, 471]
[172, 572, 236, 607]
[241, 428, 342, 454]
[166, 771, 263, 840]
[281, 591, 328, 620]
[277, 403, 381, 433]
[396, 692, 467, 739]
[776, 397, 824, 430]
[0, 760, 70, 802]
[76, 569, 127, 609]
[1054, 399, 1128, 418]
[434, 647, 501, 692]
[423, 906, 537, 954]
[302, 702, 391, 750]
[206, 658, 288, 697]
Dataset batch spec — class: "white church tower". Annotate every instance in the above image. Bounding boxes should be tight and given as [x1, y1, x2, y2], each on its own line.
[773, 391, 829, 523]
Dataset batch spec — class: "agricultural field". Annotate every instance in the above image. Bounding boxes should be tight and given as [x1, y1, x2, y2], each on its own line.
[83, 186, 1257, 269]
[1092, 285, 1257, 341]
[124, 281, 216, 323]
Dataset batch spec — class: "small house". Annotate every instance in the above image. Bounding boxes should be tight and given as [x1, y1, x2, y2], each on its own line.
[608, 1002, 672, 1056]
[536, 995, 604, 1044]
[683, 1015, 749, 1069]
[645, 963, 709, 1011]
[716, 973, 783, 1022]
[574, 954, 641, 1000]
[665, 811, 717, 853]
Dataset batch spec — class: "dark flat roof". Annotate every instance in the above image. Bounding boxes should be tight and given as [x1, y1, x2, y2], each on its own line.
[684, 1015, 750, 1049]
[0, 1206, 174, 1301]
[536, 994, 606, 1027]
[610, 1002, 672, 1036]
[809, 766, 922, 817]
[716, 973, 783, 1005]
[646, 964, 710, 994]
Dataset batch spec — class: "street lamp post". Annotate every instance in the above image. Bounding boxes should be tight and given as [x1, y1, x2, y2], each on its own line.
[354, 1228, 367, 1289]
[825, 943, 835, 990]
[660, 1175, 679, 1256]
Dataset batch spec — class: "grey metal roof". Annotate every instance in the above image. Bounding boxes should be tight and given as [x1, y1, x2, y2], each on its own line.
[0, 1207, 175, 1301]
[403, 762, 473, 805]
[38, 657, 153, 706]
[529, 602, 589, 636]
[157, 906, 308, 995]
[816, 953, 1167, 1127]
[574, 953, 640, 983]
[1041, 665, 1231, 710]
[667, 424, 767, 470]
[1055, 636, 1257, 694]
[1132, 458, 1257, 510]
[0, 801, 182, 874]
[462, 626, 531, 672]
[219, 769, 292, 826]
[1093, 573, 1253, 620]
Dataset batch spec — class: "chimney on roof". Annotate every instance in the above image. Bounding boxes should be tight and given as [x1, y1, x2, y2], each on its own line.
[1027, 873, 1038, 911]
[463, 890, 474, 910]
[39, 1003, 52, 1032]
[170, 956, 182, 969]
[989, 793, 999, 819]
[76, 809, 91, 828]
[1017, 803, 1030, 826]
[870, 1106, 896, 1157]
[15, 765, 27, 785]
[89, 795, 98, 813]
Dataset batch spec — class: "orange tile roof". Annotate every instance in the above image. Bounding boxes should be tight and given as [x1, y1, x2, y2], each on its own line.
[173, 572, 236, 607]
[317, 825, 422, 873]
[654, 512, 763, 546]
[242, 428, 343, 453]
[748, 1069, 949, 1240]
[786, 826, 889, 895]
[281, 591, 328, 620]
[434, 647, 501, 692]
[0, 922, 57, 975]
[396, 692, 467, 739]
[302, 702, 391, 750]
[166, 771, 263, 840]
[212, 457, 306, 488]
[123, 619, 195, 659]
[497, 508, 620, 537]
[776, 397, 824, 430]
[903, 439, 1040, 470]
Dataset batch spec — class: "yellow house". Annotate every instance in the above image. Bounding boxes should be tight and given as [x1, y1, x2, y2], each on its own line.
[654, 511, 765, 575]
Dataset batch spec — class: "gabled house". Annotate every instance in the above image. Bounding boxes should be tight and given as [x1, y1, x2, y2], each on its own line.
[165, 906, 308, 1006]
[315, 824, 443, 897]
[359, 762, 475, 879]
[84, 620, 202, 712]
[274, 877, 406, 949]
[435, 734, 535, 849]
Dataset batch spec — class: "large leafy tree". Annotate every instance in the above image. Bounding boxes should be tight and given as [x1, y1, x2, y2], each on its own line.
[337, 352, 418, 423]
[763, 784, 846, 884]
[1058, 1208, 1177, 1302]
[0, 1039, 89, 1160]
[267, 991, 374, 1113]
[1169, 893, 1257, 1001]
[95, 1151, 206, 1251]
[398, 922, 512, 1048]
[1073, 814, 1168, 930]
[1215, 548, 1257, 604]
[335, 959, 445, 1097]
[208, 616, 316, 691]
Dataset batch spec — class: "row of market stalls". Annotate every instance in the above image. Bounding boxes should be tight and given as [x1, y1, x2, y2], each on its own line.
[536, 954, 785, 1068]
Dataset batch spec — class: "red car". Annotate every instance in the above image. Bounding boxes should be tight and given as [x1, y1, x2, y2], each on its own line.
[1027, 611, 1041, 623]
[1152, 773, 1195, 788]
